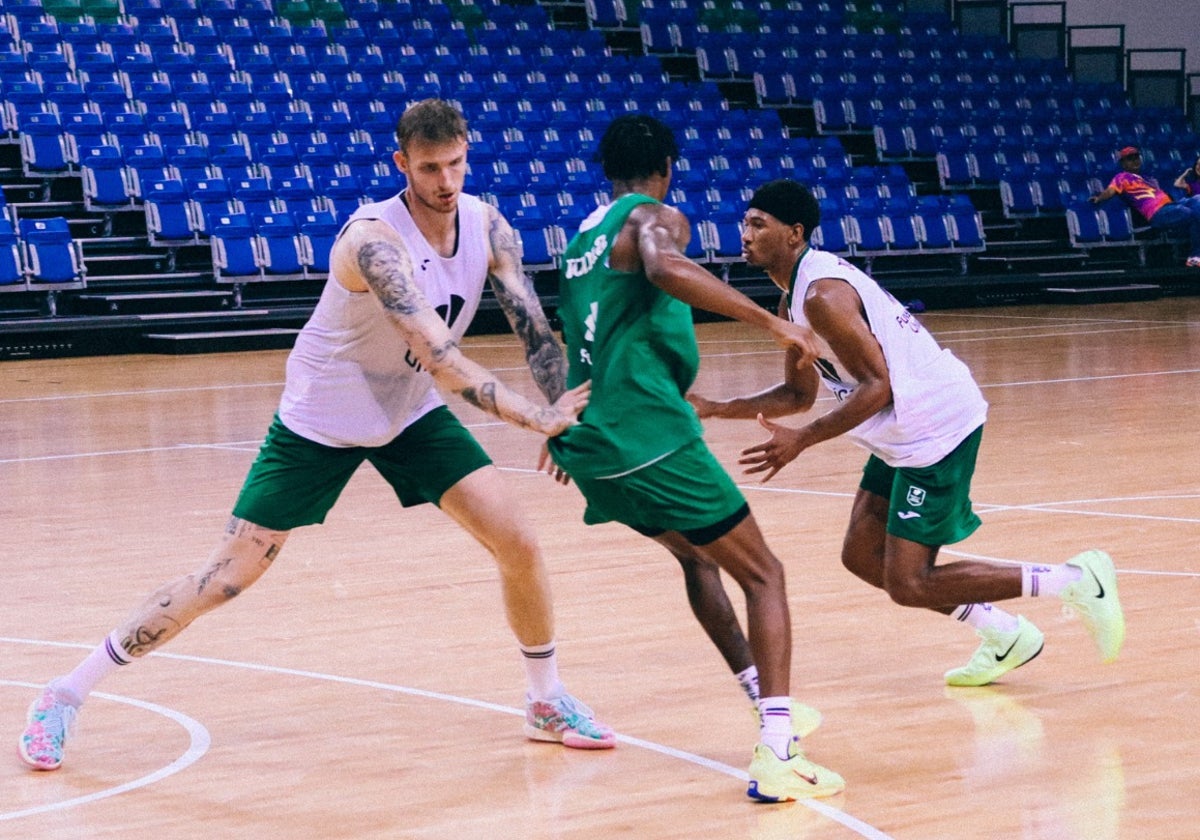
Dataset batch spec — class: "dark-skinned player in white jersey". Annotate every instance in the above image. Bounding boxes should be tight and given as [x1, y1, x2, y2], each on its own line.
[688, 178, 1126, 691]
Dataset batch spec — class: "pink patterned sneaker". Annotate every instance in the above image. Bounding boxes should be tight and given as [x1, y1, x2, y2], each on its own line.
[18, 681, 80, 771]
[524, 693, 616, 750]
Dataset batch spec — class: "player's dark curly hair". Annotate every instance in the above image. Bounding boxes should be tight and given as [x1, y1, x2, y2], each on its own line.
[748, 179, 821, 238]
[595, 114, 679, 182]
[395, 99, 468, 152]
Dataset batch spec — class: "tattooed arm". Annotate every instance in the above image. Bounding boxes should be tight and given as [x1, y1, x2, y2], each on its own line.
[330, 218, 588, 436]
[483, 204, 569, 403]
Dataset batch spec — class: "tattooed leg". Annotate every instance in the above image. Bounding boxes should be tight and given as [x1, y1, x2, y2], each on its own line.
[112, 518, 289, 660]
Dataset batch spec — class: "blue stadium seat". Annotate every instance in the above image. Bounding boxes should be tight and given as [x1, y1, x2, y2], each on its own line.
[362, 172, 400, 202]
[81, 144, 136, 211]
[19, 217, 85, 285]
[210, 211, 262, 280]
[19, 112, 70, 175]
[231, 176, 276, 218]
[255, 212, 304, 276]
[188, 175, 238, 235]
[298, 209, 340, 275]
[0, 217, 24, 286]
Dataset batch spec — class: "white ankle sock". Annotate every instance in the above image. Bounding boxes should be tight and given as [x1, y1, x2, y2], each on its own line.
[951, 603, 1019, 633]
[1020, 563, 1082, 597]
[56, 631, 131, 703]
[521, 641, 565, 701]
[735, 665, 760, 705]
[757, 696, 793, 759]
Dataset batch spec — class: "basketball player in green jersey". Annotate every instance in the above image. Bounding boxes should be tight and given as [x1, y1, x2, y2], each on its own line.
[689, 178, 1125, 687]
[544, 114, 844, 802]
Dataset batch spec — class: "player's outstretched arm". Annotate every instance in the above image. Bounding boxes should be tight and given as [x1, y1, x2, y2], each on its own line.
[634, 204, 818, 366]
[739, 278, 893, 480]
[689, 343, 818, 420]
[483, 204, 568, 403]
[331, 219, 587, 436]
[690, 296, 819, 420]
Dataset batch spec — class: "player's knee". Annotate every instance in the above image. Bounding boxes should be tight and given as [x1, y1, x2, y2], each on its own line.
[490, 529, 542, 574]
[732, 555, 785, 593]
[882, 573, 932, 608]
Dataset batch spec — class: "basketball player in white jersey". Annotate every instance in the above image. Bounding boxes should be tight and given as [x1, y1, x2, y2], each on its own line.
[18, 99, 613, 772]
[687, 179, 1126, 689]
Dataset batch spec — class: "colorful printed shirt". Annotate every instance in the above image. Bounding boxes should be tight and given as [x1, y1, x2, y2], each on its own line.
[1107, 171, 1172, 221]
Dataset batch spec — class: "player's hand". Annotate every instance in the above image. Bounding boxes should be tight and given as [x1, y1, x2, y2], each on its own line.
[686, 391, 718, 419]
[768, 319, 819, 369]
[536, 381, 590, 436]
[738, 413, 806, 482]
[537, 442, 572, 485]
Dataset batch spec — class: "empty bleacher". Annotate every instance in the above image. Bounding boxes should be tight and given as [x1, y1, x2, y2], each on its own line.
[0, 0, 1197, 357]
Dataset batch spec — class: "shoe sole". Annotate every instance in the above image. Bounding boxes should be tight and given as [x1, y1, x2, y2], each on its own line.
[16, 743, 62, 771]
[945, 637, 1046, 687]
[523, 723, 616, 750]
[18, 693, 66, 771]
[747, 777, 845, 801]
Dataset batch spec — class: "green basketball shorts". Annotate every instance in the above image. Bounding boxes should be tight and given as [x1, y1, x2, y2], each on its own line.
[571, 437, 749, 545]
[859, 425, 985, 547]
[232, 407, 492, 531]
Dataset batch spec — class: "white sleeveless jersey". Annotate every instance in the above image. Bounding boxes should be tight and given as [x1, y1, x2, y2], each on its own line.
[789, 248, 987, 467]
[279, 192, 490, 448]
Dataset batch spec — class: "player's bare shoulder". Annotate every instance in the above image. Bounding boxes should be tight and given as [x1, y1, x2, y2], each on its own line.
[330, 218, 418, 309]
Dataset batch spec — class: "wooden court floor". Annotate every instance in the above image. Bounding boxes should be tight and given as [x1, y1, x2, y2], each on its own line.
[2, 296, 1198, 839]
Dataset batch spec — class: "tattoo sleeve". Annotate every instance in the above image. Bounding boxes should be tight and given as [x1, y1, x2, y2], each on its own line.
[357, 239, 423, 315]
[487, 213, 568, 403]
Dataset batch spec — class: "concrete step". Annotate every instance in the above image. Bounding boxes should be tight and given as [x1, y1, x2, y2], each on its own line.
[75, 289, 232, 314]
[1042, 283, 1162, 304]
[140, 327, 301, 354]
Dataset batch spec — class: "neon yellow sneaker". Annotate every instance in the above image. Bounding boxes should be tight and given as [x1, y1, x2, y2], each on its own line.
[945, 615, 1045, 687]
[754, 699, 822, 738]
[746, 737, 845, 802]
[1061, 550, 1125, 663]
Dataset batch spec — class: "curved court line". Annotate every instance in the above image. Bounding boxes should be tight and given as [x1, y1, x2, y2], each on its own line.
[0, 678, 210, 822]
[2, 639, 893, 840]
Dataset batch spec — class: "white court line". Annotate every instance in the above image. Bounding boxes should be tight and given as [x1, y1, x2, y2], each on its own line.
[1, 640, 893, 840]
[0, 382, 284, 405]
[0, 678, 210, 822]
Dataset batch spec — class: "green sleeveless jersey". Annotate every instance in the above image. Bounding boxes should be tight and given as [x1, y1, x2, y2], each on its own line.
[548, 193, 703, 479]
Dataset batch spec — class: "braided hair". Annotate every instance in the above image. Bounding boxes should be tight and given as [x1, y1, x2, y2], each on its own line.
[595, 114, 679, 182]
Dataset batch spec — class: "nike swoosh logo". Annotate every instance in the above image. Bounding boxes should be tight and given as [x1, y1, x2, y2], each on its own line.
[897, 511, 921, 520]
[792, 770, 819, 785]
[1088, 568, 1105, 599]
[995, 637, 1020, 662]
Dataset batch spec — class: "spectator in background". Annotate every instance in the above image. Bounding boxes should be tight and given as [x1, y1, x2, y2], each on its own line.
[1173, 154, 1200, 198]
[1090, 145, 1200, 268]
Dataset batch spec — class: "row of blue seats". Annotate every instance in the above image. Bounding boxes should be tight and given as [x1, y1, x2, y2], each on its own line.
[140, 170, 397, 245]
[207, 206, 338, 282]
